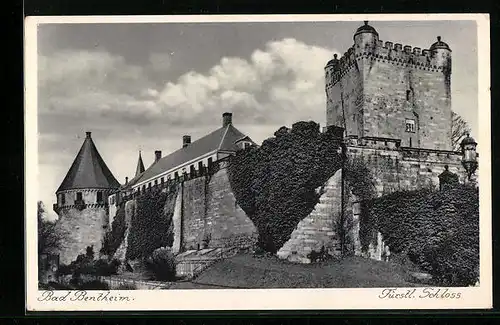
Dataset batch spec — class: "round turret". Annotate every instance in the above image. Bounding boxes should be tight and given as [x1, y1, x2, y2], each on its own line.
[429, 36, 452, 70]
[353, 21, 379, 52]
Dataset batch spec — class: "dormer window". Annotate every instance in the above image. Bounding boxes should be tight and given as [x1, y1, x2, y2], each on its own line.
[405, 119, 416, 133]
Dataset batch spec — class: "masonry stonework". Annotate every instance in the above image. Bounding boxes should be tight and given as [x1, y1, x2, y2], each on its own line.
[326, 23, 452, 151]
[55, 206, 108, 265]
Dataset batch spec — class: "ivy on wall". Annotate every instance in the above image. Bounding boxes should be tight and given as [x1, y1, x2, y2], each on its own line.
[126, 188, 177, 260]
[228, 121, 344, 253]
[100, 204, 126, 257]
[363, 184, 479, 286]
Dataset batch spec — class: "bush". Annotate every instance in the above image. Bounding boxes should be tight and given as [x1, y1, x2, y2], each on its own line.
[145, 247, 176, 281]
[228, 122, 344, 253]
[126, 188, 176, 260]
[364, 184, 479, 286]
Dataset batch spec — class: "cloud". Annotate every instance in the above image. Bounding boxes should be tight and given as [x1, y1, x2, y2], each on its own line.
[148, 52, 172, 72]
[155, 38, 337, 127]
[37, 39, 338, 216]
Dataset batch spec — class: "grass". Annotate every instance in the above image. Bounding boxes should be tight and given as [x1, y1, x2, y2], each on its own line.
[170, 253, 421, 289]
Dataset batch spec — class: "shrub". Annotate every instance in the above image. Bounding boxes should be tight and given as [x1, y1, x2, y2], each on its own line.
[363, 184, 479, 286]
[126, 188, 176, 260]
[228, 122, 344, 253]
[145, 247, 176, 281]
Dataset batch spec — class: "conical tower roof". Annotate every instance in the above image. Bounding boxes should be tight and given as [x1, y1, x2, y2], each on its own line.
[135, 151, 145, 177]
[56, 132, 120, 193]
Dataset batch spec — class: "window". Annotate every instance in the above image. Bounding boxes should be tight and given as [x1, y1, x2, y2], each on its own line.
[167, 175, 171, 181]
[60, 193, 65, 205]
[405, 119, 416, 133]
[142, 185, 146, 192]
[244, 142, 251, 149]
[174, 171, 179, 179]
[76, 192, 83, 201]
[190, 165, 195, 175]
[406, 90, 412, 101]
[409, 138, 413, 148]
[208, 157, 213, 168]
[161, 177, 164, 186]
[97, 191, 103, 203]
[198, 161, 203, 170]
[154, 179, 158, 186]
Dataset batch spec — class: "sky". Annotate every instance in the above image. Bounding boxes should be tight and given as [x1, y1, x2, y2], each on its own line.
[36, 19, 478, 219]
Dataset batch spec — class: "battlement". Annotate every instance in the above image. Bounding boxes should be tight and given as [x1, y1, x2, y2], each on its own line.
[325, 37, 451, 88]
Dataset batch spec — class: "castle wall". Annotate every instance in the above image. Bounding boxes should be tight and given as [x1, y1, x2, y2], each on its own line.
[55, 207, 108, 265]
[181, 176, 208, 250]
[173, 165, 257, 251]
[277, 169, 343, 263]
[326, 59, 364, 137]
[205, 166, 257, 248]
[361, 55, 451, 150]
[327, 39, 452, 151]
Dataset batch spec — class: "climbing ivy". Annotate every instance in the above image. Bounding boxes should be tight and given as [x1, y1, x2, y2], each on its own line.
[363, 184, 479, 286]
[100, 204, 126, 257]
[228, 121, 344, 253]
[126, 188, 177, 260]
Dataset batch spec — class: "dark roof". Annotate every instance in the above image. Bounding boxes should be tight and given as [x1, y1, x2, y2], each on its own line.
[135, 151, 145, 177]
[461, 133, 477, 146]
[354, 21, 379, 38]
[57, 132, 120, 192]
[134, 124, 252, 185]
[430, 36, 451, 51]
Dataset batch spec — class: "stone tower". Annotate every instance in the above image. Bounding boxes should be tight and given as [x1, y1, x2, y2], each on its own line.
[53, 131, 120, 265]
[325, 21, 453, 150]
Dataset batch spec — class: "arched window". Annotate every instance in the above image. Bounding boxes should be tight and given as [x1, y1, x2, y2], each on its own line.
[406, 90, 411, 101]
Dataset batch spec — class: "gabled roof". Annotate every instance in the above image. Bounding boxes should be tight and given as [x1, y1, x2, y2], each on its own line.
[56, 132, 121, 193]
[133, 124, 253, 186]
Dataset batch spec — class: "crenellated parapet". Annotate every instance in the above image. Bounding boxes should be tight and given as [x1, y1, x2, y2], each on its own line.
[325, 35, 452, 88]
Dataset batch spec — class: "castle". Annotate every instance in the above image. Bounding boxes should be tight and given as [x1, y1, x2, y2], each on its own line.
[53, 21, 478, 265]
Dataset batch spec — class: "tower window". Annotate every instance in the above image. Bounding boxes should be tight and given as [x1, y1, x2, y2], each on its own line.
[76, 192, 83, 201]
[405, 119, 416, 133]
[406, 90, 412, 101]
[96, 191, 103, 203]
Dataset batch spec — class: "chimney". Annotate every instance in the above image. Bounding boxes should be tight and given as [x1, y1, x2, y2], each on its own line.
[86, 131, 92, 138]
[182, 135, 191, 148]
[154, 150, 162, 163]
[222, 112, 233, 127]
[125, 177, 129, 184]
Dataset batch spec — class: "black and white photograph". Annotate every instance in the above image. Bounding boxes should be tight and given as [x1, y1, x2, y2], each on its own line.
[25, 14, 491, 310]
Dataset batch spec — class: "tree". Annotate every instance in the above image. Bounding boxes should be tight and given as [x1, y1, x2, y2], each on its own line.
[37, 201, 61, 255]
[451, 111, 471, 151]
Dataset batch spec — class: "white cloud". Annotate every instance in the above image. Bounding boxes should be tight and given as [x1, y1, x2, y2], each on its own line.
[154, 38, 338, 126]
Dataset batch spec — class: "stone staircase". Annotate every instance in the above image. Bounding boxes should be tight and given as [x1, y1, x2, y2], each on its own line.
[277, 170, 343, 263]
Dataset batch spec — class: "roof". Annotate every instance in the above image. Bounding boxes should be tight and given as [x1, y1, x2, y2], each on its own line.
[135, 151, 145, 177]
[133, 124, 252, 186]
[57, 132, 121, 192]
[354, 21, 379, 38]
[461, 133, 477, 146]
[430, 36, 451, 51]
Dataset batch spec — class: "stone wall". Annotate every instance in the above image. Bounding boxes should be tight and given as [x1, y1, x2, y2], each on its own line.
[55, 207, 108, 265]
[275, 141, 466, 263]
[277, 169, 343, 263]
[181, 166, 257, 250]
[113, 199, 135, 261]
[326, 41, 452, 151]
[181, 176, 208, 250]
